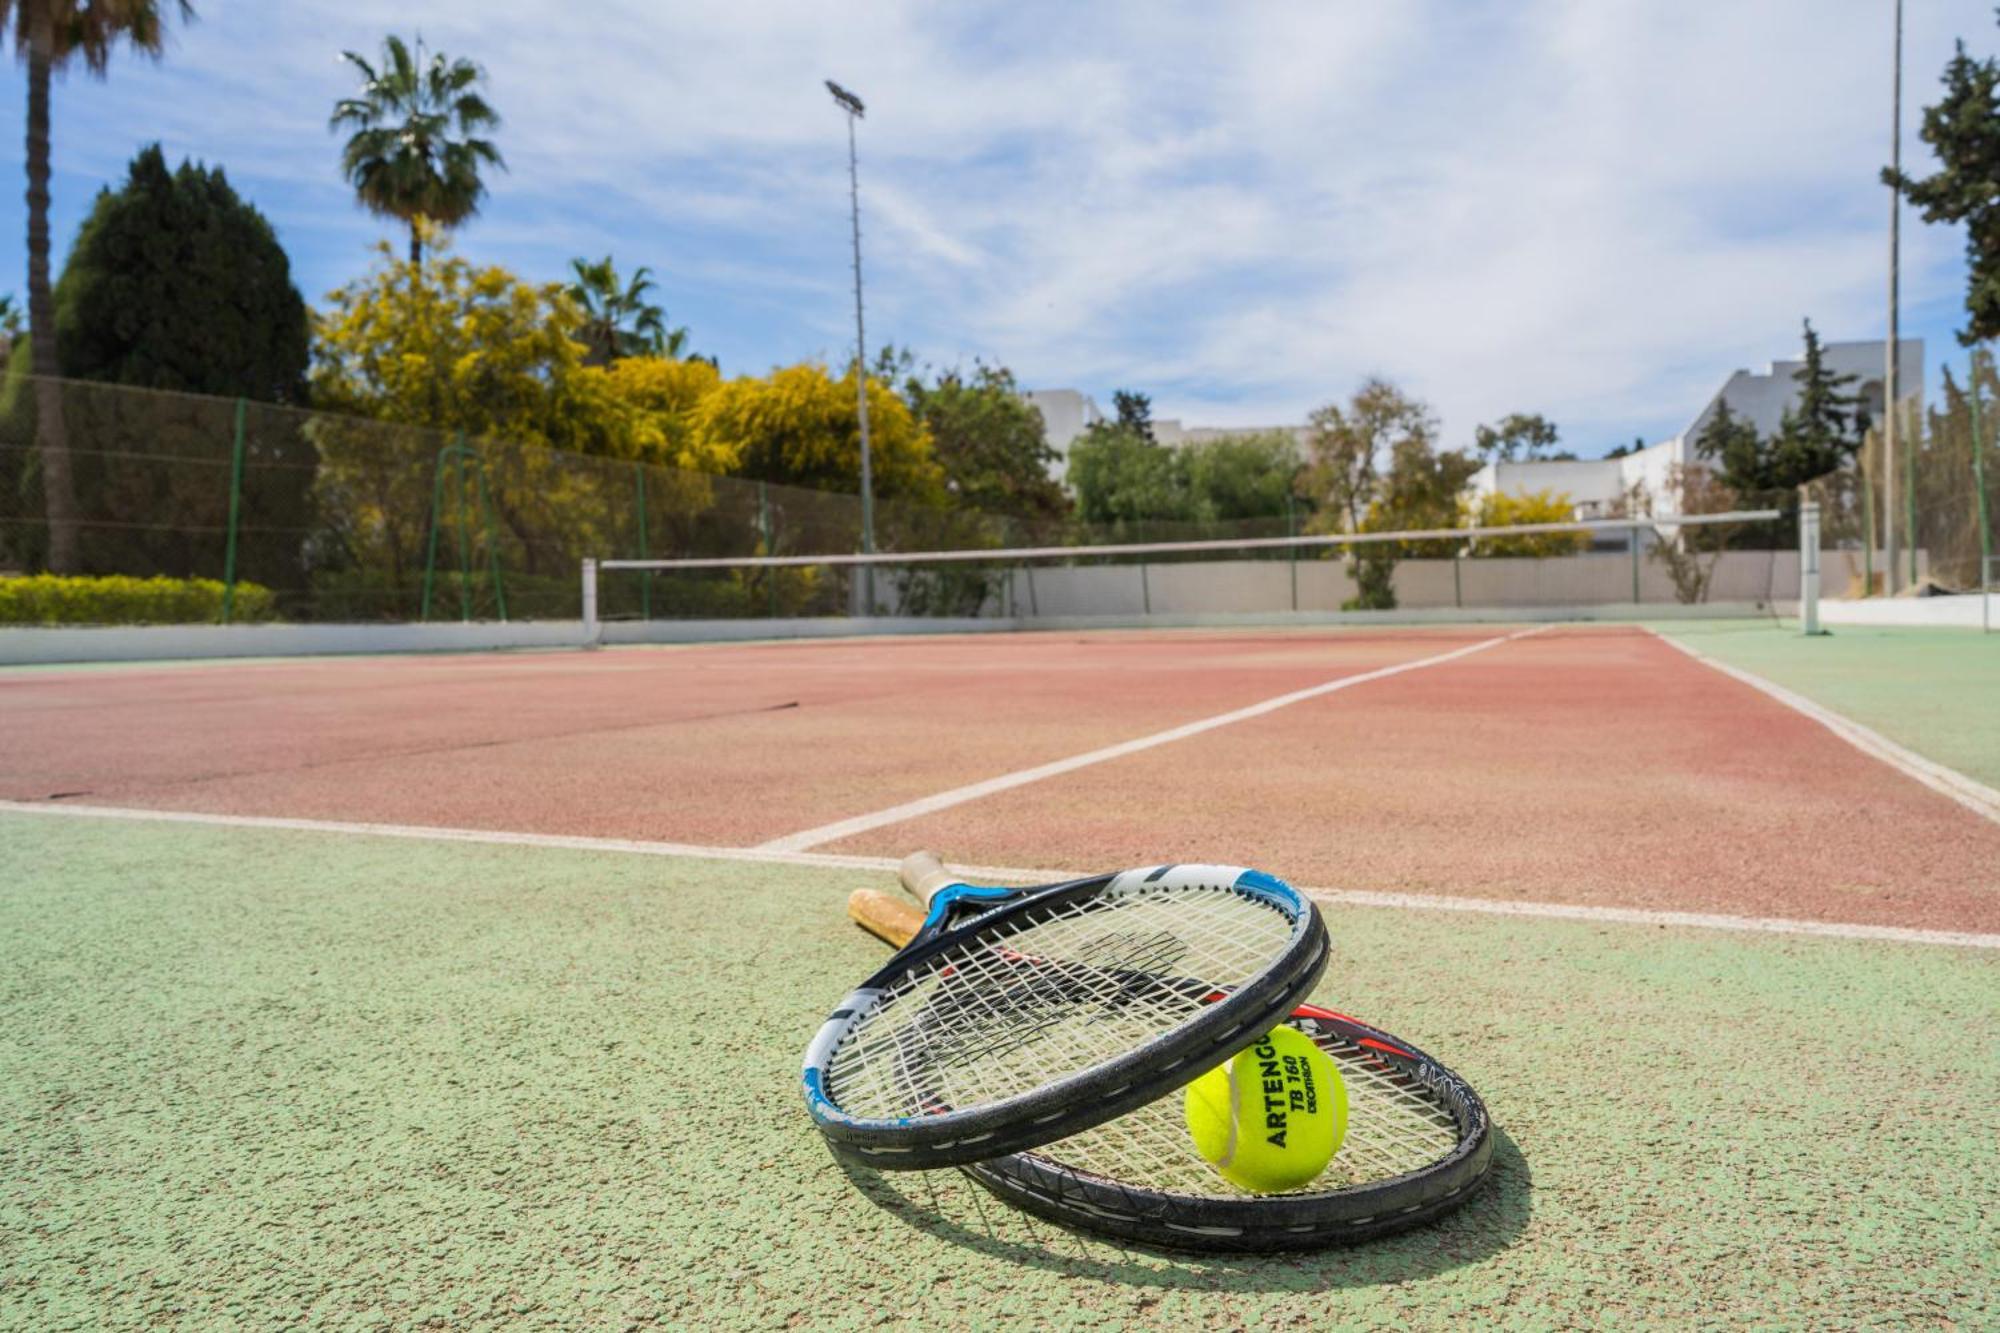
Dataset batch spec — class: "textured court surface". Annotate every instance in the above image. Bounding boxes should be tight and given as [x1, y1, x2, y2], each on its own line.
[820, 627, 2000, 929]
[1659, 621, 2000, 788]
[0, 630, 1482, 843]
[5, 625, 1993, 930]
[3, 815, 1994, 1330]
[3, 621, 1996, 1328]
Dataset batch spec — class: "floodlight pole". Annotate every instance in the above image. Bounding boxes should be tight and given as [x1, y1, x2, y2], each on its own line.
[828, 79, 876, 613]
[1883, 0, 1903, 595]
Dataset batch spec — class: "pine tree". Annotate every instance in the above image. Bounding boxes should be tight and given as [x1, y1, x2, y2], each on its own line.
[1885, 23, 2000, 344]
[1768, 319, 1864, 486]
[55, 144, 308, 399]
[1694, 399, 1766, 492]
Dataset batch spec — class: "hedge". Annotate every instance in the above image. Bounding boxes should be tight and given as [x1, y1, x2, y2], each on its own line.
[0, 574, 275, 625]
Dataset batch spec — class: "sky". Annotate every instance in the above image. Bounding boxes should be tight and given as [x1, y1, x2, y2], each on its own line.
[0, 0, 1991, 457]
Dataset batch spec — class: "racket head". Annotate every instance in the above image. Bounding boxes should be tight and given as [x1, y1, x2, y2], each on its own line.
[961, 1004, 1494, 1252]
[803, 864, 1329, 1170]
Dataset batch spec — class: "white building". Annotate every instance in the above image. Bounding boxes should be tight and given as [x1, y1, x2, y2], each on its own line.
[1024, 389, 1308, 481]
[1468, 339, 1923, 531]
[1023, 390, 1102, 482]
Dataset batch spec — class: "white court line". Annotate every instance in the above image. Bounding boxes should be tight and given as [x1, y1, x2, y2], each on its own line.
[3, 798, 1994, 949]
[1653, 630, 2000, 827]
[755, 626, 1548, 853]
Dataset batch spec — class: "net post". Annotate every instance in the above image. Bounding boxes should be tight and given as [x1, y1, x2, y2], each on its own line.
[1140, 562, 1150, 614]
[1629, 522, 1640, 604]
[581, 558, 600, 648]
[1285, 493, 1299, 611]
[1799, 495, 1823, 636]
[221, 397, 246, 624]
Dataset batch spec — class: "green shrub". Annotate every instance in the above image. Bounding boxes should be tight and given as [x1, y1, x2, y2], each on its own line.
[0, 574, 275, 625]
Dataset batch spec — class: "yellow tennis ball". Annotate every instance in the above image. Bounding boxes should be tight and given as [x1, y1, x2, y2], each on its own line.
[1184, 1025, 1346, 1192]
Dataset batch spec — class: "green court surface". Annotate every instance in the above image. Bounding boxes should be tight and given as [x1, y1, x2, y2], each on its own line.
[1661, 621, 2000, 789]
[3, 814, 1993, 1329]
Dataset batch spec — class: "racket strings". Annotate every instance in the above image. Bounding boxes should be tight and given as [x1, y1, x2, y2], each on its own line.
[1018, 1031, 1463, 1199]
[825, 884, 1297, 1122]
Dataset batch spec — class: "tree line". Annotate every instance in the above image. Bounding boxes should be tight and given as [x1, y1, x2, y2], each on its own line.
[10, 4, 2000, 609]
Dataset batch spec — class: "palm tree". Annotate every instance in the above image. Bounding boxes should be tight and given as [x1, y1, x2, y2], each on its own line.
[330, 34, 503, 265]
[4, 0, 194, 574]
[567, 255, 691, 364]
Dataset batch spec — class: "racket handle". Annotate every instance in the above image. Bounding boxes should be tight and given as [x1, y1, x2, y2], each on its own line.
[898, 849, 960, 907]
[848, 888, 922, 949]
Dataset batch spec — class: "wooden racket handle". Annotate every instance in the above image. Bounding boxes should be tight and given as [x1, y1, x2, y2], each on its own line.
[898, 849, 959, 906]
[848, 888, 922, 949]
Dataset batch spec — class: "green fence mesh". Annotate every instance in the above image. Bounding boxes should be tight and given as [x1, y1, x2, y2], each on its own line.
[0, 372, 1818, 627]
[1808, 348, 1999, 598]
[0, 374, 1093, 623]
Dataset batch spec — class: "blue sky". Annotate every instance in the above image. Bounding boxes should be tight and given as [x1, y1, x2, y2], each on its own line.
[0, 0, 1990, 457]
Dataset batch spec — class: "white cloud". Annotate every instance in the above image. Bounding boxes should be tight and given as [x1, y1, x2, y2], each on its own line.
[1, 0, 1986, 449]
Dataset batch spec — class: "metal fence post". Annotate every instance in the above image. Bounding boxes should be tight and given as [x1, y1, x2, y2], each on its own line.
[635, 463, 652, 621]
[759, 480, 777, 618]
[1860, 466, 1875, 595]
[1905, 398, 1920, 587]
[1972, 347, 1992, 617]
[420, 448, 450, 622]
[221, 397, 247, 623]
[472, 449, 507, 622]
[1630, 524, 1641, 603]
[453, 439, 474, 622]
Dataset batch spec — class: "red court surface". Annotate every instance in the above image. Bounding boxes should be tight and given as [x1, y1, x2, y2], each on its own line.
[0, 630, 1481, 843]
[828, 628, 2000, 931]
[4, 626, 1996, 932]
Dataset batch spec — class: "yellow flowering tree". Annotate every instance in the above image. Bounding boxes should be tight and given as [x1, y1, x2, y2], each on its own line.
[1467, 488, 1589, 556]
[572, 355, 727, 472]
[694, 363, 941, 500]
[308, 236, 647, 611]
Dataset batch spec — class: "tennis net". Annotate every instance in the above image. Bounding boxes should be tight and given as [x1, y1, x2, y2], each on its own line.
[582, 507, 1793, 641]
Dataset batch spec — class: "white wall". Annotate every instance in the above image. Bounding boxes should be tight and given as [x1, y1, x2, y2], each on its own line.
[1818, 594, 1995, 629]
[999, 551, 1798, 615]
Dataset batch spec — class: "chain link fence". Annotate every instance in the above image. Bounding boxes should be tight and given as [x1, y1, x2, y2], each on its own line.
[1808, 348, 1997, 600]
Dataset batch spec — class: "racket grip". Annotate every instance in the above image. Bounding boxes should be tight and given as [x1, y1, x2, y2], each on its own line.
[898, 849, 959, 906]
[848, 888, 922, 949]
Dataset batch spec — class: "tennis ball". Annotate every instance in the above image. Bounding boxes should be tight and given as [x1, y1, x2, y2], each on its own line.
[1184, 1025, 1346, 1193]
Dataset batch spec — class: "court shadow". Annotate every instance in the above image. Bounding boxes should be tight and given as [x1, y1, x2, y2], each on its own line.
[833, 1125, 1532, 1292]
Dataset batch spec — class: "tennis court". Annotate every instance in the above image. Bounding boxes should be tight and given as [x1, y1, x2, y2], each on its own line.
[3, 619, 1996, 1327]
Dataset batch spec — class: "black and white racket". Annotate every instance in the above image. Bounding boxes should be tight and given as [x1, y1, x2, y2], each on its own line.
[802, 856, 1329, 1171]
[844, 853, 1495, 1252]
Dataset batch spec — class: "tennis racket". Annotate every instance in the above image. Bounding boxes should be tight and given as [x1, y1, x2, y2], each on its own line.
[802, 858, 1329, 1171]
[855, 852, 1496, 1252]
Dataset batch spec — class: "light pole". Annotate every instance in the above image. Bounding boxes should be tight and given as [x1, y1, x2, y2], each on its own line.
[826, 78, 875, 612]
[1884, 0, 1903, 594]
